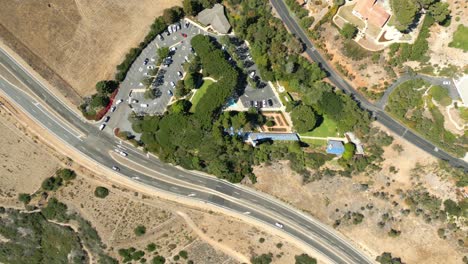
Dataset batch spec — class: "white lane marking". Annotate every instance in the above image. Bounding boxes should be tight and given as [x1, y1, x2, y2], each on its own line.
[35, 104, 82, 140]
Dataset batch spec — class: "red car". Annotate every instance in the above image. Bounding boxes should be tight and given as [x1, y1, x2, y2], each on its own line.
[181, 33, 187, 38]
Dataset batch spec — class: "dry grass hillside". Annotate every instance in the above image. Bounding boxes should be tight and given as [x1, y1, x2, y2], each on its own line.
[0, 0, 181, 105]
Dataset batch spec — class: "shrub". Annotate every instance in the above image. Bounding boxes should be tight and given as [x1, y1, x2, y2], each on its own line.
[134, 225, 146, 236]
[94, 186, 109, 198]
[179, 250, 188, 259]
[340, 23, 358, 39]
[146, 243, 157, 252]
[151, 256, 166, 264]
[41, 198, 69, 222]
[295, 253, 317, 264]
[388, 228, 401, 237]
[56, 168, 76, 181]
[18, 193, 31, 204]
[42, 176, 63, 191]
[259, 237, 265, 243]
[376, 252, 403, 264]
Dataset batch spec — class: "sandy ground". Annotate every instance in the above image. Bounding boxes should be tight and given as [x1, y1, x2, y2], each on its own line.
[318, 24, 392, 95]
[0, 108, 60, 207]
[0, 0, 181, 103]
[427, 0, 468, 68]
[251, 122, 466, 264]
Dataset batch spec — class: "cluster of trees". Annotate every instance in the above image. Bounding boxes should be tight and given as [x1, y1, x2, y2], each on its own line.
[376, 252, 403, 264]
[182, 0, 220, 16]
[0, 208, 87, 264]
[388, 15, 435, 65]
[387, 79, 466, 157]
[251, 253, 317, 264]
[391, 0, 450, 32]
[41, 168, 77, 192]
[79, 80, 118, 119]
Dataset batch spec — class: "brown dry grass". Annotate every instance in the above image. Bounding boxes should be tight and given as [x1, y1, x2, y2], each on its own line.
[0, 108, 60, 207]
[0, 0, 181, 104]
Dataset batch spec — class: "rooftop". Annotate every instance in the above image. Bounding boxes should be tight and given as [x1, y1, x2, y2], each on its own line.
[454, 75, 468, 106]
[197, 4, 231, 34]
[353, 0, 390, 28]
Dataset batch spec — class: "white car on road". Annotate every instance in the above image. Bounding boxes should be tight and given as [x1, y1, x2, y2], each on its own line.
[275, 222, 284, 229]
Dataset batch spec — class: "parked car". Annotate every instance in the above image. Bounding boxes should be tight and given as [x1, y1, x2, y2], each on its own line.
[144, 58, 149, 65]
[112, 166, 120, 171]
[181, 33, 187, 38]
[268, 99, 273, 106]
[131, 99, 139, 104]
[99, 124, 106, 130]
[116, 99, 124, 105]
[140, 104, 149, 108]
[158, 34, 163, 40]
[443, 80, 451, 85]
[104, 116, 110, 122]
[147, 65, 155, 70]
[262, 100, 267, 107]
[110, 106, 116, 112]
[168, 26, 172, 34]
[170, 81, 175, 87]
[177, 71, 182, 78]
[184, 56, 189, 62]
[249, 71, 256, 79]
[168, 90, 173, 96]
[169, 46, 177, 52]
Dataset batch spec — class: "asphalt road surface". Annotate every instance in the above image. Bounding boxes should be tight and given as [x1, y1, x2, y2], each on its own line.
[0, 48, 372, 263]
[270, 0, 468, 171]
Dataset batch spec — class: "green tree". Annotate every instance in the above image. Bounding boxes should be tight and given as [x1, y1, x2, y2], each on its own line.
[428, 2, 450, 23]
[96, 80, 118, 95]
[152, 256, 166, 264]
[183, 0, 201, 16]
[94, 186, 109, 198]
[179, 250, 188, 259]
[170, 100, 192, 114]
[340, 23, 358, 39]
[41, 198, 69, 222]
[157, 47, 170, 64]
[134, 225, 146, 236]
[391, 0, 419, 31]
[376, 252, 403, 264]
[162, 7, 184, 24]
[444, 199, 461, 216]
[18, 193, 31, 204]
[146, 243, 157, 252]
[56, 168, 76, 181]
[90, 94, 110, 109]
[291, 105, 317, 133]
[251, 253, 273, 264]
[42, 176, 63, 191]
[342, 143, 356, 160]
[295, 254, 317, 264]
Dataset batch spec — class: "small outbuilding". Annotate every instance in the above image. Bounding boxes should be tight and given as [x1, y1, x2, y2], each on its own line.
[326, 140, 345, 156]
[197, 3, 231, 34]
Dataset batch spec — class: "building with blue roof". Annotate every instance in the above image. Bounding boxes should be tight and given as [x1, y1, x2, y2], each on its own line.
[326, 140, 345, 155]
[245, 133, 299, 147]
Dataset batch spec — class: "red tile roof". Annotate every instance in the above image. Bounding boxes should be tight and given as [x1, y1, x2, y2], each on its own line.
[353, 0, 390, 28]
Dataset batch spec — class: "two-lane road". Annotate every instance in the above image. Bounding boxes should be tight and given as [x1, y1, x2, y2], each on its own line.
[270, 0, 468, 171]
[0, 48, 371, 263]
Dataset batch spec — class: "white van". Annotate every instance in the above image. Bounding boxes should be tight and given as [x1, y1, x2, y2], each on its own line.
[99, 124, 106, 130]
[140, 104, 149, 108]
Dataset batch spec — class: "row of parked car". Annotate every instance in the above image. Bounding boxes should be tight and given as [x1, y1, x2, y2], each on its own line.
[250, 99, 273, 108]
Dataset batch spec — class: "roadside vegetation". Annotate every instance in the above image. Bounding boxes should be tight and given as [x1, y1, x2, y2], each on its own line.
[386, 79, 466, 157]
[390, 0, 450, 32]
[448, 24, 468, 52]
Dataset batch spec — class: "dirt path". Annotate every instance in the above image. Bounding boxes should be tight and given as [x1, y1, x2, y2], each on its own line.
[177, 211, 250, 264]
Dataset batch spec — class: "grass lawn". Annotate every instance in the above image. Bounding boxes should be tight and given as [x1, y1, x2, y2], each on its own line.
[337, 4, 365, 29]
[300, 138, 327, 146]
[300, 116, 339, 138]
[190, 79, 214, 112]
[449, 24, 468, 52]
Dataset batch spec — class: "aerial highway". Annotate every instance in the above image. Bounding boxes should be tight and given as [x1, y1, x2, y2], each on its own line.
[0, 49, 372, 263]
[271, 0, 468, 171]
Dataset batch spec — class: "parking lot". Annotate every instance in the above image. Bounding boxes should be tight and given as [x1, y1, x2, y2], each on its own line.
[106, 19, 210, 133]
[105, 19, 283, 135]
[222, 38, 282, 110]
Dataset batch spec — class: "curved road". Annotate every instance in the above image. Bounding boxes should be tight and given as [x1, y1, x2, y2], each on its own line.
[0, 50, 371, 263]
[271, 0, 468, 171]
